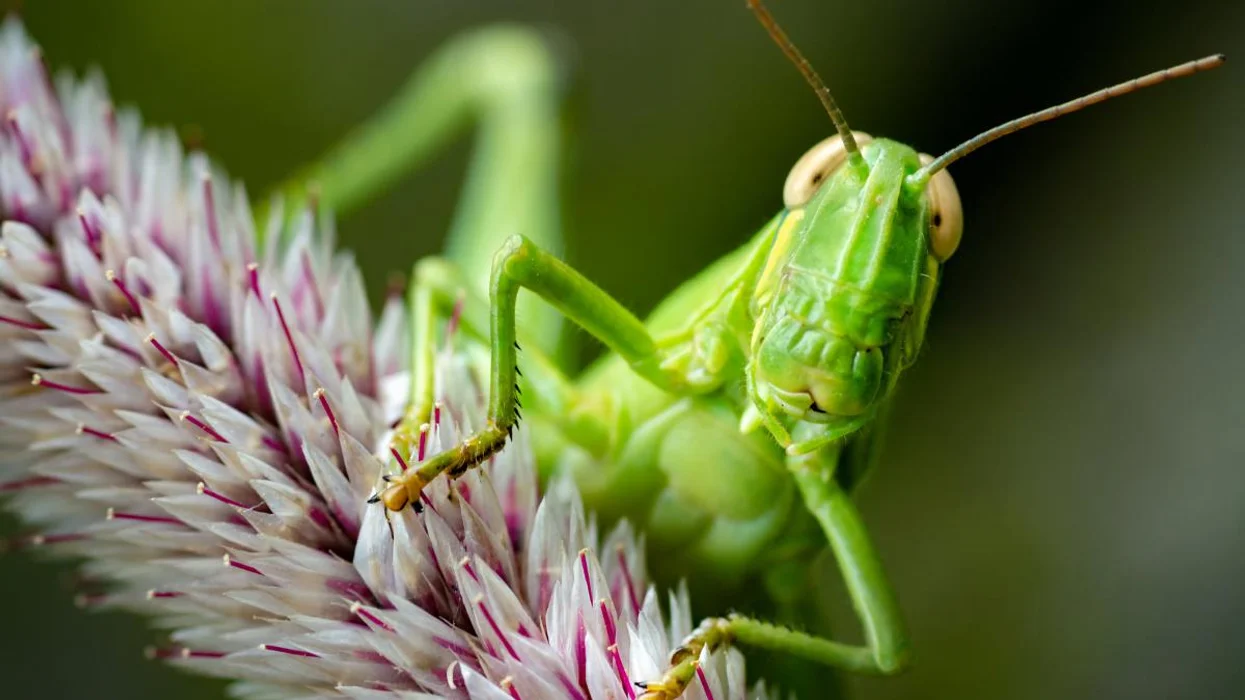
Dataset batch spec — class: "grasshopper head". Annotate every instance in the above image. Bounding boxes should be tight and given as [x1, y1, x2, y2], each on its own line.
[748, 136, 962, 454]
[741, 0, 1219, 457]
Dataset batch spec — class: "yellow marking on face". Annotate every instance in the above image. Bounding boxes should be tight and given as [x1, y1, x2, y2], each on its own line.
[754, 207, 804, 309]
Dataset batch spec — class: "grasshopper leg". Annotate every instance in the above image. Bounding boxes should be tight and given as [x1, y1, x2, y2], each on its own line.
[638, 439, 909, 697]
[270, 25, 568, 355]
[377, 253, 619, 509]
[781, 454, 909, 673]
[637, 610, 885, 700]
[385, 210, 790, 508]
[402, 256, 613, 449]
[381, 234, 751, 508]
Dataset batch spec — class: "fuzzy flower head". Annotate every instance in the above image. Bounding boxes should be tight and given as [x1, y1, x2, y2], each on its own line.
[0, 18, 773, 700]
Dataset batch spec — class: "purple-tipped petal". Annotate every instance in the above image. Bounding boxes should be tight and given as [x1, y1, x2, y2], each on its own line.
[0, 18, 774, 700]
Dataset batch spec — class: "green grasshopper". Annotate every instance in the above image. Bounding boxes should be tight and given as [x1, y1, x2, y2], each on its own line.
[285, 2, 1222, 696]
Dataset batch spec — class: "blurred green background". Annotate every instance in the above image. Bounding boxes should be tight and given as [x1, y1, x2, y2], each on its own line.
[2, 1, 1242, 698]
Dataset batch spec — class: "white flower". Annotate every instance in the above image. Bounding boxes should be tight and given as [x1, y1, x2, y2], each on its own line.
[0, 18, 773, 700]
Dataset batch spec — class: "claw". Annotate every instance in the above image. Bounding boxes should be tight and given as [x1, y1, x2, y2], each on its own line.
[634, 681, 682, 700]
[373, 473, 427, 511]
[634, 617, 734, 700]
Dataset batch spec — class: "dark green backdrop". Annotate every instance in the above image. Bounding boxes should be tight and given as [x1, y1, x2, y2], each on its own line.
[2, 1, 1242, 699]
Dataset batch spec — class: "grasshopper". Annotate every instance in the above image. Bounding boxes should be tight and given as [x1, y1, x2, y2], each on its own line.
[282, 2, 1223, 695]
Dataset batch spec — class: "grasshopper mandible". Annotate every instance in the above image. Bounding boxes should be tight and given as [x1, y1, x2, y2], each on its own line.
[320, 2, 1225, 695]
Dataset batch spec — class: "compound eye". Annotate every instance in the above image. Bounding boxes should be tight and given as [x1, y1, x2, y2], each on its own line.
[918, 153, 964, 261]
[783, 131, 872, 209]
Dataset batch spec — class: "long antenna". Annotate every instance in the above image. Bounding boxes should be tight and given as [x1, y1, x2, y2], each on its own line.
[912, 54, 1225, 186]
[747, 0, 866, 172]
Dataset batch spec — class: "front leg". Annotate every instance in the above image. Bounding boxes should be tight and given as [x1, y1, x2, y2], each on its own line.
[784, 447, 910, 673]
[376, 234, 740, 510]
[638, 437, 909, 698]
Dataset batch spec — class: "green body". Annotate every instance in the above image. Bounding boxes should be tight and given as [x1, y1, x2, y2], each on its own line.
[389, 137, 938, 686]
[284, 26, 925, 689]
[274, 15, 1220, 697]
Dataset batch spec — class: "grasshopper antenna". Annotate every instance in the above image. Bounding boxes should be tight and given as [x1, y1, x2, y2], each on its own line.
[912, 54, 1226, 187]
[747, 0, 866, 173]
